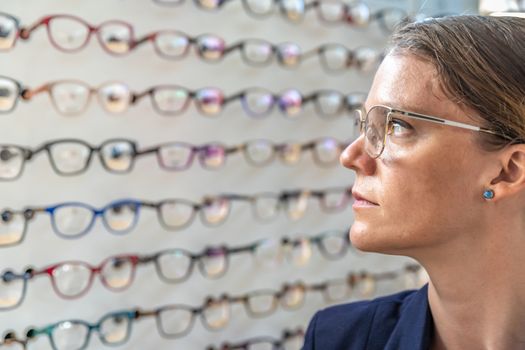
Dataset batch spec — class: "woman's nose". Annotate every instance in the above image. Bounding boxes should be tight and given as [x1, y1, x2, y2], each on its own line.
[339, 135, 376, 175]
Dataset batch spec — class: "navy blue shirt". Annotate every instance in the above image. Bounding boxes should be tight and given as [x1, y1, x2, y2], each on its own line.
[302, 284, 433, 350]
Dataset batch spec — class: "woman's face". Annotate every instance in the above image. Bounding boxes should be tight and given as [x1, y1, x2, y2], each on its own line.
[340, 53, 498, 257]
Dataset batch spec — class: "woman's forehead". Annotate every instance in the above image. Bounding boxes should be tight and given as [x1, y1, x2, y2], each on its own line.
[366, 54, 452, 113]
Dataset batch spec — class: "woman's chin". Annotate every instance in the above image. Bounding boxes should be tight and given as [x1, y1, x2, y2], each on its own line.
[349, 222, 398, 254]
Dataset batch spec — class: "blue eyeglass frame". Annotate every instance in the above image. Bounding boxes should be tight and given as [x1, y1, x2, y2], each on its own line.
[28, 199, 147, 239]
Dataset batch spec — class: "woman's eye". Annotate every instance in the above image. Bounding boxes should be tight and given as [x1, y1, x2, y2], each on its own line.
[390, 119, 412, 136]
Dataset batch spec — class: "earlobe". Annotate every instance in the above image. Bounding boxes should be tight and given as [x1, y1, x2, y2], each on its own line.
[488, 145, 525, 200]
[482, 189, 495, 200]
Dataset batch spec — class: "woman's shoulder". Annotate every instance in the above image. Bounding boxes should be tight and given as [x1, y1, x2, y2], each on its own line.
[302, 285, 432, 350]
[319, 287, 419, 320]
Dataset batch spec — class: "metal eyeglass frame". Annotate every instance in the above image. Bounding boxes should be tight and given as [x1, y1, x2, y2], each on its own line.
[356, 104, 512, 158]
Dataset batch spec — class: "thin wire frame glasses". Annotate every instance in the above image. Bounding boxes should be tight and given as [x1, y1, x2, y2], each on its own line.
[355, 104, 511, 158]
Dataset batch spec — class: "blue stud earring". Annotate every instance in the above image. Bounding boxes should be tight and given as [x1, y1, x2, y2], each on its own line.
[483, 189, 495, 200]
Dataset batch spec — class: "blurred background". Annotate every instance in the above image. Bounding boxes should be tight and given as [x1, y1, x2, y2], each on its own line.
[0, 0, 486, 349]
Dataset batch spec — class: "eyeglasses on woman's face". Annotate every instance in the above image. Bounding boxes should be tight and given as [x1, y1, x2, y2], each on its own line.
[353, 104, 511, 159]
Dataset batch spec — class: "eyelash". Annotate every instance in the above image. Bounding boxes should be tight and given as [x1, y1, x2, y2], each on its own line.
[389, 118, 413, 135]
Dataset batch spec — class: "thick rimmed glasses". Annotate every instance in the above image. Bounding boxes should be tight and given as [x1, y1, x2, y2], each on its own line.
[24, 199, 144, 239]
[22, 80, 132, 115]
[253, 229, 352, 268]
[207, 328, 304, 350]
[25, 310, 136, 350]
[0, 13, 20, 51]
[16, 79, 365, 117]
[151, 0, 407, 32]
[133, 85, 364, 118]
[29, 255, 140, 299]
[134, 31, 226, 61]
[0, 76, 26, 113]
[224, 39, 302, 68]
[355, 105, 511, 158]
[145, 137, 347, 171]
[231, 137, 348, 167]
[129, 284, 319, 340]
[23, 265, 422, 348]
[153, 0, 308, 22]
[29, 244, 255, 297]
[0, 186, 351, 245]
[0, 144, 32, 180]
[303, 45, 384, 73]
[0, 229, 351, 309]
[0, 137, 347, 180]
[30, 139, 139, 175]
[0, 332, 26, 350]
[19, 15, 135, 54]
[0, 209, 33, 247]
[0, 269, 31, 310]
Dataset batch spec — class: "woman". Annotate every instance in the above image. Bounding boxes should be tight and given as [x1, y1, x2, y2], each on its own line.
[303, 15, 525, 350]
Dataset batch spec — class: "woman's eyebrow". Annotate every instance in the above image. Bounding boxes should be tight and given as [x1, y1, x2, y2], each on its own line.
[368, 101, 427, 114]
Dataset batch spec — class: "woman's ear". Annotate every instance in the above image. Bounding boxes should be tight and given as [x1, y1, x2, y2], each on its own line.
[490, 144, 525, 200]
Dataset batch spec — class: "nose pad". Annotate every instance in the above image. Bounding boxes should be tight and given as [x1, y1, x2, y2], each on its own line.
[385, 112, 394, 136]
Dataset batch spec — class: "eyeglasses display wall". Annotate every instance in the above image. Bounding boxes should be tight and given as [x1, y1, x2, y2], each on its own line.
[0, 0, 474, 349]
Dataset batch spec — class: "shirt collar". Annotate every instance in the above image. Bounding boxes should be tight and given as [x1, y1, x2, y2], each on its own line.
[385, 284, 434, 350]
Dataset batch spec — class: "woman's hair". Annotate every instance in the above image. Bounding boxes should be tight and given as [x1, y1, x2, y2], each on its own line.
[389, 15, 525, 149]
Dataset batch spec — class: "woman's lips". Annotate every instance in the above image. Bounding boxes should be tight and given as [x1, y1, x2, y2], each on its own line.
[352, 191, 379, 207]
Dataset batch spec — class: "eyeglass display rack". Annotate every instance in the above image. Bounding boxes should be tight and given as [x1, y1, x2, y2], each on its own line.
[0, 0, 474, 349]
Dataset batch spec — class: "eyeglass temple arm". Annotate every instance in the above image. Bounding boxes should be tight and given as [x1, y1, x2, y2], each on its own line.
[394, 109, 509, 138]
[135, 146, 158, 156]
[130, 87, 153, 104]
[29, 142, 50, 157]
[225, 144, 242, 155]
[132, 32, 154, 49]
[19, 17, 48, 39]
[138, 200, 158, 208]
[25, 326, 46, 340]
[1, 269, 32, 284]
[223, 90, 243, 104]
[223, 41, 242, 55]
[217, 193, 253, 202]
[2, 331, 27, 347]
[133, 307, 158, 320]
[228, 242, 258, 254]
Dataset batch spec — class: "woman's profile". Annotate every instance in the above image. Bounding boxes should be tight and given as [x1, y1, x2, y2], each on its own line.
[302, 15, 525, 350]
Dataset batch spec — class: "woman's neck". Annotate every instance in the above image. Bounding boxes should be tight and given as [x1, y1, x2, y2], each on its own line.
[421, 231, 525, 350]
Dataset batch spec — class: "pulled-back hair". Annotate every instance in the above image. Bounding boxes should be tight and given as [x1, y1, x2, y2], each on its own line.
[390, 15, 525, 149]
